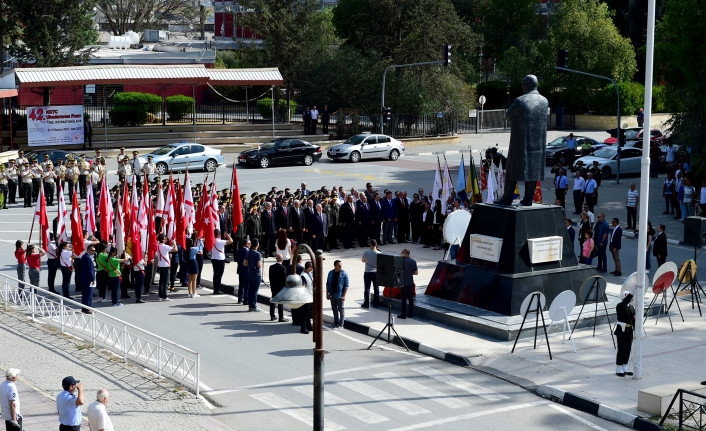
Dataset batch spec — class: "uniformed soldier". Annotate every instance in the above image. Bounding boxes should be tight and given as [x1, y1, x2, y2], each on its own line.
[615, 288, 636, 377]
[78, 154, 90, 199]
[43, 162, 56, 205]
[54, 159, 66, 193]
[327, 195, 341, 250]
[131, 151, 142, 187]
[29, 158, 43, 203]
[142, 155, 156, 182]
[15, 151, 27, 199]
[89, 164, 100, 195]
[96, 156, 106, 178]
[20, 162, 32, 207]
[92, 149, 102, 167]
[40, 153, 51, 171]
[116, 147, 128, 165]
[65, 157, 78, 198]
[233, 193, 248, 250]
[117, 157, 132, 183]
[245, 204, 262, 240]
[6, 159, 17, 204]
[0, 165, 7, 209]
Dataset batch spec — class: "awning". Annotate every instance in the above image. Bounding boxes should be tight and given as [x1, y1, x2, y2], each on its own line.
[0, 89, 18, 98]
[206, 68, 283, 86]
[15, 65, 212, 87]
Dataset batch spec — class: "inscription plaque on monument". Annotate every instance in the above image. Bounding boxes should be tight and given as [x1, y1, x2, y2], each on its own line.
[470, 234, 503, 262]
[527, 236, 563, 264]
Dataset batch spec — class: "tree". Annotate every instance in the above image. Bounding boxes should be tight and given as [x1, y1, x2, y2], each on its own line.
[0, 1, 21, 73]
[95, 0, 201, 36]
[657, 0, 706, 174]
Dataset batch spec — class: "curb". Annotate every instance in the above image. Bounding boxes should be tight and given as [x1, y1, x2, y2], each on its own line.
[537, 385, 662, 430]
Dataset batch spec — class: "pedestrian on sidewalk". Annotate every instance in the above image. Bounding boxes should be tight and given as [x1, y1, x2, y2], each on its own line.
[594, 213, 609, 273]
[211, 229, 232, 295]
[683, 179, 695, 220]
[645, 221, 655, 274]
[321, 105, 330, 135]
[297, 262, 314, 334]
[610, 218, 622, 276]
[303, 107, 311, 135]
[398, 249, 418, 320]
[0, 368, 22, 431]
[653, 224, 668, 267]
[310, 105, 319, 134]
[274, 229, 292, 274]
[157, 235, 177, 302]
[236, 239, 251, 304]
[663, 173, 676, 215]
[245, 238, 263, 312]
[87, 389, 114, 431]
[581, 230, 594, 265]
[583, 172, 597, 213]
[626, 183, 639, 230]
[614, 288, 636, 377]
[80, 245, 96, 313]
[132, 256, 147, 304]
[565, 219, 576, 254]
[185, 237, 203, 298]
[326, 260, 348, 329]
[269, 254, 289, 322]
[572, 171, 585, 215]
[554, 169, 568, 209]
[59, 242, 74, 299]
[14, 240, 26, 289]
[57, 376, 84, 431]
[361, 239, 380, 308]
[650, 143, 661, 178]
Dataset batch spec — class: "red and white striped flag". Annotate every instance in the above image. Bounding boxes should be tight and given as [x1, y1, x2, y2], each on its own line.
[83, 175, 96, 234]
[71, 191, 85, 256]
[183, 170, 195, 231]
[99, 176, 113, 242]
[33, 182, 49, 251]
[115, 191, 125, 256]
[203, 182, 218, 251]
[164, 175, 176, 242]
[56, 182, 68, 243]
[155, 181, 165, 233]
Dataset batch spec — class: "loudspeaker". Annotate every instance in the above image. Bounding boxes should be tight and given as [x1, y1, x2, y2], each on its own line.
[683, 217, 706, 247]
[377, 253, 404, 287]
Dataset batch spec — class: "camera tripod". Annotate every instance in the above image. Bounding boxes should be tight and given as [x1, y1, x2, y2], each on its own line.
[368, 269, 409, 351]
[669, 247, 706, 316]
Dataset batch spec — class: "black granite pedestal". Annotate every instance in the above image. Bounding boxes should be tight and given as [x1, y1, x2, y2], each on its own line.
[425, 203, 596, 316]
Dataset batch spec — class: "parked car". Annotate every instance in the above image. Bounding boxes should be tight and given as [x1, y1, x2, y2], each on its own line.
[604, 128, 664, 145]
[238, 138, 322, 168]
[573, 146, 644, 178]
[545, 135, 603, 165]
[139, 142, 225, 175]
[23, 149, 81, 165]
[327, 133, 404, 163]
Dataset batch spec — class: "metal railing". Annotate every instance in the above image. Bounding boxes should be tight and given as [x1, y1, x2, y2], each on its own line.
[0, 274, 201, 397]
[660, 389, 706, 430]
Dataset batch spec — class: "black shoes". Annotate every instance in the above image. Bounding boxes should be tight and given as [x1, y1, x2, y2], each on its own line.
[279, 317, 289, 323]
[136, 299, 146, 303]
[397, 314, 406, 319]
[300, 327, 309, 334]
[361, 303, 369, 309]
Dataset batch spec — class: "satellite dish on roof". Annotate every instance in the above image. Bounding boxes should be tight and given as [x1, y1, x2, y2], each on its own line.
[443, 210, 471, 244]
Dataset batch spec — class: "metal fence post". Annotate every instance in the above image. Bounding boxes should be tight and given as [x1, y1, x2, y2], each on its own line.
[4, 277, 7, 311]
[123, 324, 128, 362]
[60, 298, 65, 333]
[222, 102, 225, 125]
[158, 339, 162, 378]
[92, 314, 96, 347]
[679, 391, 683, 430]
[196, 353, 201, 399]
[30, 285, 34, 321]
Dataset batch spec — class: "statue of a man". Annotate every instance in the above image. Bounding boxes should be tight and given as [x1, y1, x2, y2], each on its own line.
[494, 75, 548, 206]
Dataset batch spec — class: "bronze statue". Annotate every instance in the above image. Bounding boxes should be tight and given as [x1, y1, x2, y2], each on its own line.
[494, 75, 548, 206]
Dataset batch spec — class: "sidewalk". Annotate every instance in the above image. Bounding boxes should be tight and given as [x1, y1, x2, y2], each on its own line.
[200, 241, 705, 419]
[0, 310, 235, 431]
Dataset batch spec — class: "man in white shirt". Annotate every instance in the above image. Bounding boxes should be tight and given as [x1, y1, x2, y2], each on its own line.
[572, 171, 585, 215]
[310, 105, 319, 134]
[0, 368, 21, 430]
[211, 229, 233, 295]
[157, 234, 177, 301]
[582, 203, 595, 227]
[87, 388, 114, 431]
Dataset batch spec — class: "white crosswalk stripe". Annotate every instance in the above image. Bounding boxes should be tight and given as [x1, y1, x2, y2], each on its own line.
[292, 385, 389, 424]
[373, 372, 470, 409]
[336, 378, 431, 416]
[411, 366, 510, 401]
[251, 392, 346, 430]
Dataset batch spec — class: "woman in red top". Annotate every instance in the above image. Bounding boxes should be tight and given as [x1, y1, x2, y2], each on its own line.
[14, 240, 26, 289]
[26, 244, 46, 288]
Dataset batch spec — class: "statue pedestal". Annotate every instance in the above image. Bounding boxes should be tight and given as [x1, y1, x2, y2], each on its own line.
[425, 203, 595, 316]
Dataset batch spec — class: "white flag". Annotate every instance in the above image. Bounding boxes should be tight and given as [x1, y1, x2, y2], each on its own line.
[183, 170, 195, 231]
[432, 159, 442, 210]
[56, 182, 68, 243]
[441, 159, 454, 214]
[486, 163, 495, 202]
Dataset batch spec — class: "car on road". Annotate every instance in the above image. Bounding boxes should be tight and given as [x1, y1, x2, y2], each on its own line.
[545, 135, 603, 165]
[23, 149, 81, 165]
[327, 133, 404, 163]
[572, 146, 644, 178]
[603, 128, 665, 146]
[238, 138, 322, 168]
[138, 142, 224, 175]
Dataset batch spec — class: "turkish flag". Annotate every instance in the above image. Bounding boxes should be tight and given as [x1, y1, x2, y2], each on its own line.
[533, 181, 543, 203]
[231, 164, 243, 227]
[33, 181, 49, 251]
[194, 182, 209, 237]
[203, 182, 217, 251]
[175, 181, 186, 249]
[147, 195, 159, 260]
[71, 191, 85, 255]
[99, 176, 113, 243]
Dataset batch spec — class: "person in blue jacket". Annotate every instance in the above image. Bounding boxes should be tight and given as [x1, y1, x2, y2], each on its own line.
[326, 260, 349, 330]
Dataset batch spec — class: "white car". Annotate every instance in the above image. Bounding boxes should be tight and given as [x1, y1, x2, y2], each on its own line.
[573, 146, 643, 178]
[327, 134, 404, 163]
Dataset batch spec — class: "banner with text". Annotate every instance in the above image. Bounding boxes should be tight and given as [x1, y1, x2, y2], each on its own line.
[27, 105, 85, 146]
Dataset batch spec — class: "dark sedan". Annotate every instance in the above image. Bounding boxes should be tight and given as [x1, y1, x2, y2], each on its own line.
[238, 138, 322, 168]
[23, 149, 80, 165]
[545, 136, 603, 165]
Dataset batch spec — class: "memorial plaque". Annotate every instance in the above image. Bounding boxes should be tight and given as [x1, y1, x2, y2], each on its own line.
[470, 234, 503, 262]
[528, 236, 563, 264]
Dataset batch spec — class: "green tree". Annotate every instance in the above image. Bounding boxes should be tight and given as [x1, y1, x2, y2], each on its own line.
[657, 0, 706, 174]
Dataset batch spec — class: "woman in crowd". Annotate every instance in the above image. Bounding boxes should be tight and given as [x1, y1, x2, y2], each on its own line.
[275, 229, 292, 274]
[26, 244, 46, 288]
[645, 221, 655, 274]
[432, 199, 446, 250]
[14, 240, 26, 289]
[58, 242, 74, 298]
[105, 247, 128, 306]
[185, 237, 203, 298]
[194, 232, 204, 289]
[578, 212, 591, 256]
[132, 254, 147, 304]
[581, 229, 594, 265]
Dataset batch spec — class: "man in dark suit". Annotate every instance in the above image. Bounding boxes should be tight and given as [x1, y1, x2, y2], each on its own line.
[235, 239, 251, 304]
[381, 190, 397, 244]
[268, 254, 289, 322]
[364, 183, 375, 202]
[369, 192, 384, 244]
[356, 194, 373, 247]
[260, 202, 276, 257]
[309, 204, 328, 251]
[566, 218, 576, 256]
[395, 192, 410, 243]
[288, 199, 306, 245]
[653, 224, 668, 267]
[409, 194, 424, 243]
[420, 201, 434, 247]
[80, 244, 96, 313]
[339, 195, 356, 249]
[275, 197, 291, 232]
[218, 204, 228, 238]
[610, 217, 622, 276]
[304, 198, 316, 245]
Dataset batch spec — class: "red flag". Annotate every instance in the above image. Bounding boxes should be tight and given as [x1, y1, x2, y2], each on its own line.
[183, 170, 195, 231]
[194, 180, 208, 237]
[533, 181, 543, 203]
[71, 191, 85, 256]
[122, 180, 131, 239]
[231, 164, 243, 227]
[147, 195, 158, 260]
[175, 181, 186, 248]
[83, 175, 96, 234]
[164, 175, 176, 241]
[203, 182, 217, 251]
[33, 182, 49, 251]
[99, 176, 113, 242]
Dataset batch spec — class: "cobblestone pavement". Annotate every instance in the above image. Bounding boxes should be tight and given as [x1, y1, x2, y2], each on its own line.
[0, 309, 235, 431]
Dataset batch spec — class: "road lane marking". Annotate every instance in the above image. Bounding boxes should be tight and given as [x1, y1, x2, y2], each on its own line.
[373, 372, 469, 409]
[383, 400, 551, 431]
[292, 385, 389, 424]
[251, 392, 346, 430]
[202, 356, 433, 396]
[548, 404, 609, 431]
[324, 325, 421, 357]
[411, 366, 510, 401]
[336, 378, 430, 416]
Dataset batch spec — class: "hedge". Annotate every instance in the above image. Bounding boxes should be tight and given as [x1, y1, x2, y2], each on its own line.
[166, 95, 194, 121]
[257, 98, 297, 121]
[109, 92, 162, 126]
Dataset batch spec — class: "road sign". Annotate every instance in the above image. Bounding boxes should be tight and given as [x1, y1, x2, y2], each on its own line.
[478, 95, 486, 106]
[469, 109, 477, 118]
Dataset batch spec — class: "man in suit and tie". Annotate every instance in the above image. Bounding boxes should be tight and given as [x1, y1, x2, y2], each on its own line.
[260, 202, 277, 257]
[566, 218, 576, 255]
[610, 217, 622, 276]
[340, 195, 356, 249]
[289, 199, 306, 245]
[304, 198, 316, 245]
[356, 194, 373, 247]
[275, 197, 291, 232]
[218, 204, 228, 238]
[370, 192, 384, 244]
[395, 191, 410, 243]
[309, 204, 328, 251]
[653, 224, 668, 267]
[381, 190, 397, 245]
[364, 183, 375, 202]
[268, 254, 289, 322]
[420, 201, 434, 247]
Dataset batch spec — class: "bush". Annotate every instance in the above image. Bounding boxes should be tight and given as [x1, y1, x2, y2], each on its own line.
[110, 92, 162, 126]
[652, 86, 669, 113]
[257, 98, 297, 121]
[596, 82, 644, 116]
[475, 81, 508, 109]
[166, 95, 194, 121]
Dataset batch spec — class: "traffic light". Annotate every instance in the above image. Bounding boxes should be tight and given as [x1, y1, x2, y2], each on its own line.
[556, 49, 569, 72]
[443, 44, 452, 67]
[382, 107, 391, 123]
[618, 128, 626, 146]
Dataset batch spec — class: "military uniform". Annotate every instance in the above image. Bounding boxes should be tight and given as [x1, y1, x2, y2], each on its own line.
[116, 149, 129, 165]
[327, 200, 341, 250]
[78, 157, 90, 198]
[117, 161, 132, 183]
[54, 161, 66, 193]
[29, 162, 43, 202]
[131, 154, 142, 186]
[142, 159, 156, 182]
[614, 291, 635, 376]
[6, 162, 17, 204]
[20, 165, 32, 207]
[0, 166, 7, 209]
[245, 209, 262, 240]
[65, 162, 78, 198]
[43, 164, 56, 205]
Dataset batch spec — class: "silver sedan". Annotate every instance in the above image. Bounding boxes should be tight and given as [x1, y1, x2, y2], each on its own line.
[326, 134, 405, 163]
[138, 142, 225, 175]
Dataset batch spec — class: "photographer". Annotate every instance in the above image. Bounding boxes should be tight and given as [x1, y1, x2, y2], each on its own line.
[361, 240, 381, 308]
